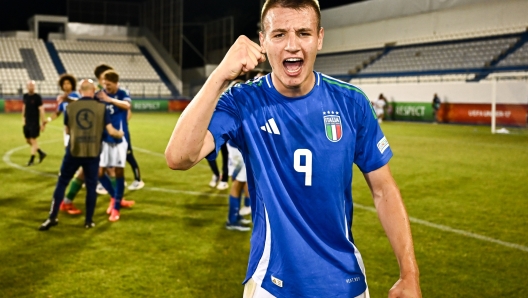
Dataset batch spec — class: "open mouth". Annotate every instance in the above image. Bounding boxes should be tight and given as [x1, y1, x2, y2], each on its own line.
[283, 58, 303, 75]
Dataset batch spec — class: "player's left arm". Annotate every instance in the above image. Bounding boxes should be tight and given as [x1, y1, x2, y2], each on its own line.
[363, 164, 421, 298]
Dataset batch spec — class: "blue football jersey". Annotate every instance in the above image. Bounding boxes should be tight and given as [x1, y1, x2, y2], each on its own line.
[57, 91, 81, 112]
[101, 88, 131, 143]
[207, 72, 393, 297]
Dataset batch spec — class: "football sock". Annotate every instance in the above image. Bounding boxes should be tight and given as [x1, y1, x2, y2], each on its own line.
[114, 177, 125, 210]
[110, 176, 117, 189]
[99, 175, 115, 198]
[65, 177, 83, 201]
[228, 195, 241, 224]
[37, 148, 45, 155]
[244, 196, 250, 207]
[220, 145, 229, 182]
[127, 152, 141, 181]
[29, 155, 35, 163]
[207, 160, 220, 177]
[85, 182, 97, 224]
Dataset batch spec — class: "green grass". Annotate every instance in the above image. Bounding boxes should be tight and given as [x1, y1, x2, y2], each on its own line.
[0, 113, 527, 297]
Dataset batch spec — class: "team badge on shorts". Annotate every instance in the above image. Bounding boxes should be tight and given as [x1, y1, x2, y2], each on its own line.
[323, 111, 342, 142]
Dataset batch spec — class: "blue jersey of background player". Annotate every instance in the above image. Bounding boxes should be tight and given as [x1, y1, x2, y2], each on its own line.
[207, 72, 391, 297]
[57, 91, 81, 112]
[99, 88, 130, 144]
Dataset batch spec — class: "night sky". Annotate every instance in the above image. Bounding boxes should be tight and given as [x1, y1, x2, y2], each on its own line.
[0, 0, 366, 67]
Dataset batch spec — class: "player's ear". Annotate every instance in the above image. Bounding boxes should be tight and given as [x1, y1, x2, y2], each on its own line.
[259, 31, 266, 52]
[317, 27, 324, 51]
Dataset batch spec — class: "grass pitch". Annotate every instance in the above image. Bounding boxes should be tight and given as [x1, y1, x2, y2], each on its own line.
[0, 112, 527, 297]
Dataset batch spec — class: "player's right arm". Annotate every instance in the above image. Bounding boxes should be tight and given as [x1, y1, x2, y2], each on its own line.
[165, 36, 265, 170]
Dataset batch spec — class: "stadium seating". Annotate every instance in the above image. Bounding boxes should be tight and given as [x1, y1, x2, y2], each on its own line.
[496, 42, 528, 67]
[314, 50, 382, 75]
[53, 40, 171, 97]
[0, 37, 59, 96]
[362, 37, 518, 75]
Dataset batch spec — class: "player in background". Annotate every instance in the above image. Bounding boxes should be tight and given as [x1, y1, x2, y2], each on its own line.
[22, 80, 47, 166]
[375, 93, 387, 123]
[60, 66, 135, 213]
[39, 79, 124, 230]
[125, 109, 145, 190]
[46, 74, 84, 215]
[225, 139, 251, 231]
[207, 144, 229, 190]
[96, 70, 135, 221]
[91, 64, 145, 193]
[165, 0, 421, 297]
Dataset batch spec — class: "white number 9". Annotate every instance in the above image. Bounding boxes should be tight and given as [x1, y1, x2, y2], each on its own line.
[294, 149, 312, 186]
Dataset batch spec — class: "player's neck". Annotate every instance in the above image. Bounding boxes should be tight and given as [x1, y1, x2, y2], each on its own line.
[271, 72, 316, 98]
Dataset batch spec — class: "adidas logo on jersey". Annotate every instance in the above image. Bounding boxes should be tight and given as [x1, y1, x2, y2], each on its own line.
[261, 118, 281, 135]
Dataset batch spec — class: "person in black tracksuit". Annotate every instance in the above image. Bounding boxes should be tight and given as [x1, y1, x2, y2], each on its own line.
[39, 79, 123, 230]
[22, 81, 47, 166]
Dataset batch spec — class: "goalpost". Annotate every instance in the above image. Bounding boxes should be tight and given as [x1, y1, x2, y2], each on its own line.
[487, 72, 528, 134]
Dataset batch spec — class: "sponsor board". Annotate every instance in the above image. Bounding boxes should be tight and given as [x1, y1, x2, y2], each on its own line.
[392, 102, 434, 122]
[0, 99, 4, 113]
[132, 100, 168, 112]
[4, 99, 57, 112]
[438, 103, 527, 126]
[168, 100, 191, 112]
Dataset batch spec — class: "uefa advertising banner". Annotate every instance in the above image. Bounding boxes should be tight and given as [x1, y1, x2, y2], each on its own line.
[392, 102, 434, 122]
[131, 100, 168, 112]
[437, 103, 527, 126]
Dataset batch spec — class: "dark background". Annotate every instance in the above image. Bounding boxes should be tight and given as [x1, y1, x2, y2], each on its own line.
[0, 0, 366, 68]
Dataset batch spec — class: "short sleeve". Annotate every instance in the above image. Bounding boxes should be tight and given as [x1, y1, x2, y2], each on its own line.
[354, 93, 393, 173]
[37, 95, 43, 106]
[206, 91, 242, 161]
[68, 92, 80, 101]
[119, 89, 131, 102]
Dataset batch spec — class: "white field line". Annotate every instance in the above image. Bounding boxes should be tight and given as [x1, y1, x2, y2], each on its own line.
[41, 125, 208, 168]
[3, 142, 528, 253]
[354, 205, 528, 253]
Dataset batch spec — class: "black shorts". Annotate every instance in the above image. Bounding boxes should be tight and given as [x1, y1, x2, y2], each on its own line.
[23, 124, 40, 139]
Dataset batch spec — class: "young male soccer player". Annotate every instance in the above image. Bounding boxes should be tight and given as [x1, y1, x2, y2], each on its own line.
[92, 64, 145, 192]
[22, 80, 47, 166]
[39, 79, 123, 230]
[96, 70, 135, 221]
[165, 0, 421, 297]
[47, 74, 83, 214]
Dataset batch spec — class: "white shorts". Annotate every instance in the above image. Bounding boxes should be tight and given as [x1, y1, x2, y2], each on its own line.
[227, 143, 246, 182]
[242, 279, 370, 298]
[99, 139, 128, 168]
[63, 130, 70, 147]
[376, 108, 384, 117]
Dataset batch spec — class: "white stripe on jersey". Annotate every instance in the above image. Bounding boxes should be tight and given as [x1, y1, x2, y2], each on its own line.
[268, 118, 280, 135]
[252, 206, 272, 285]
